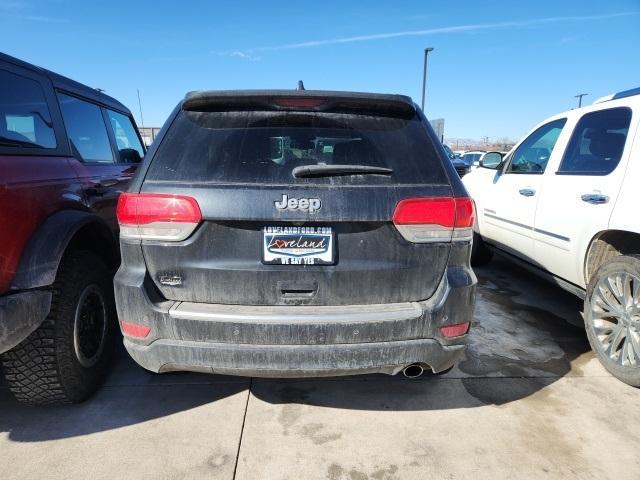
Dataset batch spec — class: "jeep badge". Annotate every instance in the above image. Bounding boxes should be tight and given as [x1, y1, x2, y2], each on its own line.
[274, 194, 321, 213]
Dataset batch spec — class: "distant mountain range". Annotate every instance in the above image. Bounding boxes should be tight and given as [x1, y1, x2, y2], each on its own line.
[444, 137, 516, 151]
[444, 138, 481, 147]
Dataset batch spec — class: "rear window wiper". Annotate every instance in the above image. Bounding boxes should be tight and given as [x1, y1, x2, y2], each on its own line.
[292, 164, 394, 178]
[0, 136, 42, 148]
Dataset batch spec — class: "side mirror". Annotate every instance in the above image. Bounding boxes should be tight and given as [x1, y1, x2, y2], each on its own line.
[119, 148, 142, 164]
[480, 152, 503, 170]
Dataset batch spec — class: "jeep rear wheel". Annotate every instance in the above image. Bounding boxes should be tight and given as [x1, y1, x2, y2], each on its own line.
[1, 251, 116, 404]
[584, 254, 640, 388]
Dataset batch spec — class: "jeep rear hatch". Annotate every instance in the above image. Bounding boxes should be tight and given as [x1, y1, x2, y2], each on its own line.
[128, 92, 463, 306]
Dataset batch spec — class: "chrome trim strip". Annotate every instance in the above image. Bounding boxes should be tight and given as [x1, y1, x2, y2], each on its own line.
[169, 301, 423, 324]
[533, 227, 570, 242]
[483, 212, 570, 242]
[484, 212, 532, 231]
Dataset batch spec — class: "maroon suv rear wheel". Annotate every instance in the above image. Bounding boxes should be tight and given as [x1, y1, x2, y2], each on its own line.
[0, 251, 116, 404]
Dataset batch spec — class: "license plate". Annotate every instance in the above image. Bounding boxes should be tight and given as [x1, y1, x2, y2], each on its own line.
[263, 226, 334, 265]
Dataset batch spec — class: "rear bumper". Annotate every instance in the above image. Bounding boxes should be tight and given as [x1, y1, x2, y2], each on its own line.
[124, 338, 465, 377]
[0, 290, 52, 354]
[115, 261, 476, 376]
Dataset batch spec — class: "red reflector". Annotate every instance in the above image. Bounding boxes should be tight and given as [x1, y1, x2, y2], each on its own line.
[392, 197, 456, 227]
[454, 197, 475, 228]
[117, 193, 202, 225]
[273, 97, 326, 108]
[440, 322, 470, 338]
[121, 321, 151, 338]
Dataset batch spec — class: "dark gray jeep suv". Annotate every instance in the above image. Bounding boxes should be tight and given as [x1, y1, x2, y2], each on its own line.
[114, 89, 476, 378]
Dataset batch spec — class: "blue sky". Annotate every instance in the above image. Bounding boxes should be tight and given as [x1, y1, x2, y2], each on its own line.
[2, 0, 639, 140]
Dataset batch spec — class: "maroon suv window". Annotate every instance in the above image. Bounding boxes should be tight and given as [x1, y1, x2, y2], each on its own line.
[0, 69, 56, 149]
[58, 93, 114, 164]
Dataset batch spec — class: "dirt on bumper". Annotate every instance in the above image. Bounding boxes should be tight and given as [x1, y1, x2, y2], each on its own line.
[115, 260, 476, 376]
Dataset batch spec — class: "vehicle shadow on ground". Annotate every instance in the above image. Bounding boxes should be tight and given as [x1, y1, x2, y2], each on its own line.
[0, 343, 249, 442]
[0, 257, 591, 442]
[251, 257, 591, 410]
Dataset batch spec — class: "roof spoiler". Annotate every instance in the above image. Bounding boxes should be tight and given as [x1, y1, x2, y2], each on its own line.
[182, 90, 416, 117]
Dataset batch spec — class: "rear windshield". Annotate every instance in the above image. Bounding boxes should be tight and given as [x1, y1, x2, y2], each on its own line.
[147, 110, 447, 185]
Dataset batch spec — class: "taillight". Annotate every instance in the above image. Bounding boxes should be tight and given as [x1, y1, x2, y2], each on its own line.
[392, 197, 475, 243]
[440, 321, 471, 338]
[120, 320, 151, 338]
[273, 97, 326, 108]
[117, 193, 202, 241]
[452, 197, 475, 241]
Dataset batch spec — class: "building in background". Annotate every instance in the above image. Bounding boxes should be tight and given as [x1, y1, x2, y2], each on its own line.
[139, 127, 161, 147]
[430, 118, 445, 142]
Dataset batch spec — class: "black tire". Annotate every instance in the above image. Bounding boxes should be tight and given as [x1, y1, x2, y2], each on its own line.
[1, 251, 116, 404]
[584, 254, 640, 388]
[471, 232, 494, 267]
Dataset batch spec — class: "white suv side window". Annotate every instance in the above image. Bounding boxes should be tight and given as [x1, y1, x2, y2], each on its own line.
[557, 107, 631, 176]
[506, 119, 566, 174]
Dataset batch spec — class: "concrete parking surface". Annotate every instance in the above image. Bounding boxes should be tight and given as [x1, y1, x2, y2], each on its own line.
[1, 257, 639, 480]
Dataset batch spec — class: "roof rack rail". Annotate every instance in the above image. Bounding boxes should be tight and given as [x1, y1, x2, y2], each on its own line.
[612, 87, 640, 100]
[593, 86, 640, 104]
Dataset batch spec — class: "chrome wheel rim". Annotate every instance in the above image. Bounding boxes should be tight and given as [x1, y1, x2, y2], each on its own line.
[590, 271, 640, 367]
[73, 285, 107, 368]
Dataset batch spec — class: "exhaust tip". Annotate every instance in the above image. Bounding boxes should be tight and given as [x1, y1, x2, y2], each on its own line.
[402, 363, 424, 378]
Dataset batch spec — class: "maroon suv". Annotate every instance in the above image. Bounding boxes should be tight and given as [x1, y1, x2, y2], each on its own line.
[0, 52, 145, 404]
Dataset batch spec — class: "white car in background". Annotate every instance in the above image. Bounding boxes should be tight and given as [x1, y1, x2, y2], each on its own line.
[460, 150, 484, 168]
[463, 87, 640, 387]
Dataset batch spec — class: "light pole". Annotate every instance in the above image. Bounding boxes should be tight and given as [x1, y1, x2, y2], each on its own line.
[575, 93, 588, 108]
[421, 47, 434, 111]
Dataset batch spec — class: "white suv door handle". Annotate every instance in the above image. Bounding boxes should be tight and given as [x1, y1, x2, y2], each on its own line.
[519, 188, 536, 197]
[581, 193, 609, 204]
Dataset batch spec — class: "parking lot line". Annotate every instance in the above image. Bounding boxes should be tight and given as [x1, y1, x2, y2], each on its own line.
[232, 378, 253, 479]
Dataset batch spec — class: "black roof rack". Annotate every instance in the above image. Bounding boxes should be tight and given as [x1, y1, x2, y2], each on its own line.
[0, 51, 130, 114]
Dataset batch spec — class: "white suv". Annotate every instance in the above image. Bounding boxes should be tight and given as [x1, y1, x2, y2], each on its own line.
[463, 87, 640, 387]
